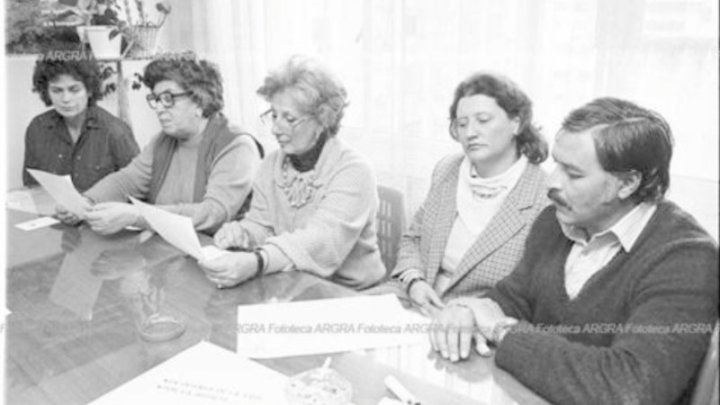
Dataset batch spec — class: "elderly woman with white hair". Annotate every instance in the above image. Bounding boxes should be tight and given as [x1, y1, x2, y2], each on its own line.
[199, 55, 385, 290]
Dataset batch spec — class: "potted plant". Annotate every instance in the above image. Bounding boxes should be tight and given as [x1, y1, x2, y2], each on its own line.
[6, 0, 85, 54]
[79, 0, 171, 59]
[81, 0, 124, 58]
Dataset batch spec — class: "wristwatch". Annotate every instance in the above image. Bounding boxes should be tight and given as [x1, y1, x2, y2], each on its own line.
[491, 317, 519, 343]
[405, 275, 426, 294]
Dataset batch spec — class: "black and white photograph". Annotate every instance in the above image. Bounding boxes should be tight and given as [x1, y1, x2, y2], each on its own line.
[2, 1, 718, 404]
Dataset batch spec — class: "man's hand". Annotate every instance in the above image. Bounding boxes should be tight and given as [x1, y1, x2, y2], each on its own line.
[429, 304, 476, 362]
[433, 298, 513, 358]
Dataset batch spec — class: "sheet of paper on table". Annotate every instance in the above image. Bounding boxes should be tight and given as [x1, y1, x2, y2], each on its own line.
[130, 197, 228, 261]
[26, 169, 91, 217]
[14, 216, 60, 231]
[91, 341, 290, 405]
[7, 187, 58, 216]
[6, 189, 39, 214]
[235, 294, 430, 358]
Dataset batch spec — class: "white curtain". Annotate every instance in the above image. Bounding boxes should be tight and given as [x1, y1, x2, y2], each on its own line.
[160, 0, 718, 233]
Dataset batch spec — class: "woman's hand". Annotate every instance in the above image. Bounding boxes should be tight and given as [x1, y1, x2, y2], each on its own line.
[213, 221, 251, 250]
[199, 251, 258, 288]
[408, 279, 445, 316]
[86, 202, 141, 235]
[55, 204, 84, 226]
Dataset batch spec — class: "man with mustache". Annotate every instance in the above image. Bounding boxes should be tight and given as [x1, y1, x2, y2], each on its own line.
[429, 97, 718, 405]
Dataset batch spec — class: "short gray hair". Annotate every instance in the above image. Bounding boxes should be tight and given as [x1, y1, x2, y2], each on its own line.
[257, 55, 348, 136]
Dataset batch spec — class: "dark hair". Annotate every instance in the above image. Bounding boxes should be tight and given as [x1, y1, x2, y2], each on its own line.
[141, 51, 224, 118]
[448, 72, 548, 164]
[32, 54, 103, 107]
[561, 97, 673, 203]
[257, 55, 348, 137]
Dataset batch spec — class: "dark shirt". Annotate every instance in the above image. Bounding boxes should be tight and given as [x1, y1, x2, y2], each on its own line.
[23, 106, 140, 192]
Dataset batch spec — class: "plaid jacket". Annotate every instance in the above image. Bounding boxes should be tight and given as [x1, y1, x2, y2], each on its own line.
[392, 153, 549, 300]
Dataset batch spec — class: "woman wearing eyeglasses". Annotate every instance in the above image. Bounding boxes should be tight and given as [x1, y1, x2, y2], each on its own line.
[198, 55, 385, 290]
[387, 72, 549, 316]
[56, 52, 263, 235]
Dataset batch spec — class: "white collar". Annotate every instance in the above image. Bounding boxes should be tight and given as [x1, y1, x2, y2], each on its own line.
[465, 155, 528, 187]
[561, 202, 658, 251]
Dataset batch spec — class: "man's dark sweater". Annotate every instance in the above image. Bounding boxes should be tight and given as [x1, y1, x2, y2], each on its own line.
[487, 201, 718, 405]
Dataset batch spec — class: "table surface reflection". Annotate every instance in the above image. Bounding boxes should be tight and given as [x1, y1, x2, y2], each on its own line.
[5, 209, 548, 405]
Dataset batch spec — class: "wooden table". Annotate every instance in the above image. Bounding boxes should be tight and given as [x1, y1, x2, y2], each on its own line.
[5, 209, 548, 405]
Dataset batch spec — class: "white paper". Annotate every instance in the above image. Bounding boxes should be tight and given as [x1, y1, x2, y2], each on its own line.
[6, 189, 39, 214]
[130, 197, 204, 260]
[201, 245, 230, 261]
[14, 216, 60, 231]
[130, 198, 230, 261]
[377, 398, 404, 405]
[235, 294, 430, 358]
[92, 341, 289, 405]
[26, 169, 91, 217]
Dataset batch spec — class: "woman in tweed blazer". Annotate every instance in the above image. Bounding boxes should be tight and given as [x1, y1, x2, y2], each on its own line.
[391, 73, 550, 315]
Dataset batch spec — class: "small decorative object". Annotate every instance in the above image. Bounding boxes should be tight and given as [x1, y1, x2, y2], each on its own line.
[121, 0, 172, 57]
[285, 358, 353, 405]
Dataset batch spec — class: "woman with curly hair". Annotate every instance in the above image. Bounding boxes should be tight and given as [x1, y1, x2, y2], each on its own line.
[199, 55, 385, 290]
[389, 72, 550, 315]
[57, 51, 263, 235]
[24, 53, 139, 192]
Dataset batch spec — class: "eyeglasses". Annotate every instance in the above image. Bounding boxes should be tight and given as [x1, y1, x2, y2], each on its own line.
[146, 91, 193, 109]
[260, 109, 310, 131]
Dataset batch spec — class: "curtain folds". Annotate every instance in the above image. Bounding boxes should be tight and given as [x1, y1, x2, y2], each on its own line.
[161, 0, 718, 228]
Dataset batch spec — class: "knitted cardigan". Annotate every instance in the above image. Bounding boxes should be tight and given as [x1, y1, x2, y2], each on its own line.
[487, 201, 719, 405]
[240, 136, 386, 289]
[148, 113, 262, 220]
[85, 114, 260, 233]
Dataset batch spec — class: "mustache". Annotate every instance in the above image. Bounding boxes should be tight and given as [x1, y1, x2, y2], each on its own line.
[547, 189, 570, 209]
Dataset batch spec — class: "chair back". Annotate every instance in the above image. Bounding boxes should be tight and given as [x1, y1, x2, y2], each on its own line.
[690, 321, 719, 405]
[376, 185, 406, 274]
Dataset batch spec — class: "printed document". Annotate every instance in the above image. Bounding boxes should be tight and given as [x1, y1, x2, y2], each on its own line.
[130, 197, 227, 261]
[235, 294, 429, 358]
[26, 169, 91, 217]
[92, 341, 289, 404]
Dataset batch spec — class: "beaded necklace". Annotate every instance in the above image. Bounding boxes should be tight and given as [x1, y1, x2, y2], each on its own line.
[279, 157, 321, 208]
[279, 132, 327, 208]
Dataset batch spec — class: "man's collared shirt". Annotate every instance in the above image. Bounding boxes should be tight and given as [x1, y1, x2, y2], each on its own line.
[562, 202, 657, 299]
[23, 106, 139, 192]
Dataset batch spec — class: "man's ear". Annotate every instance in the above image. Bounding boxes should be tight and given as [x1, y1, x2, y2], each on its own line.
[617, 170, 642, 200]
